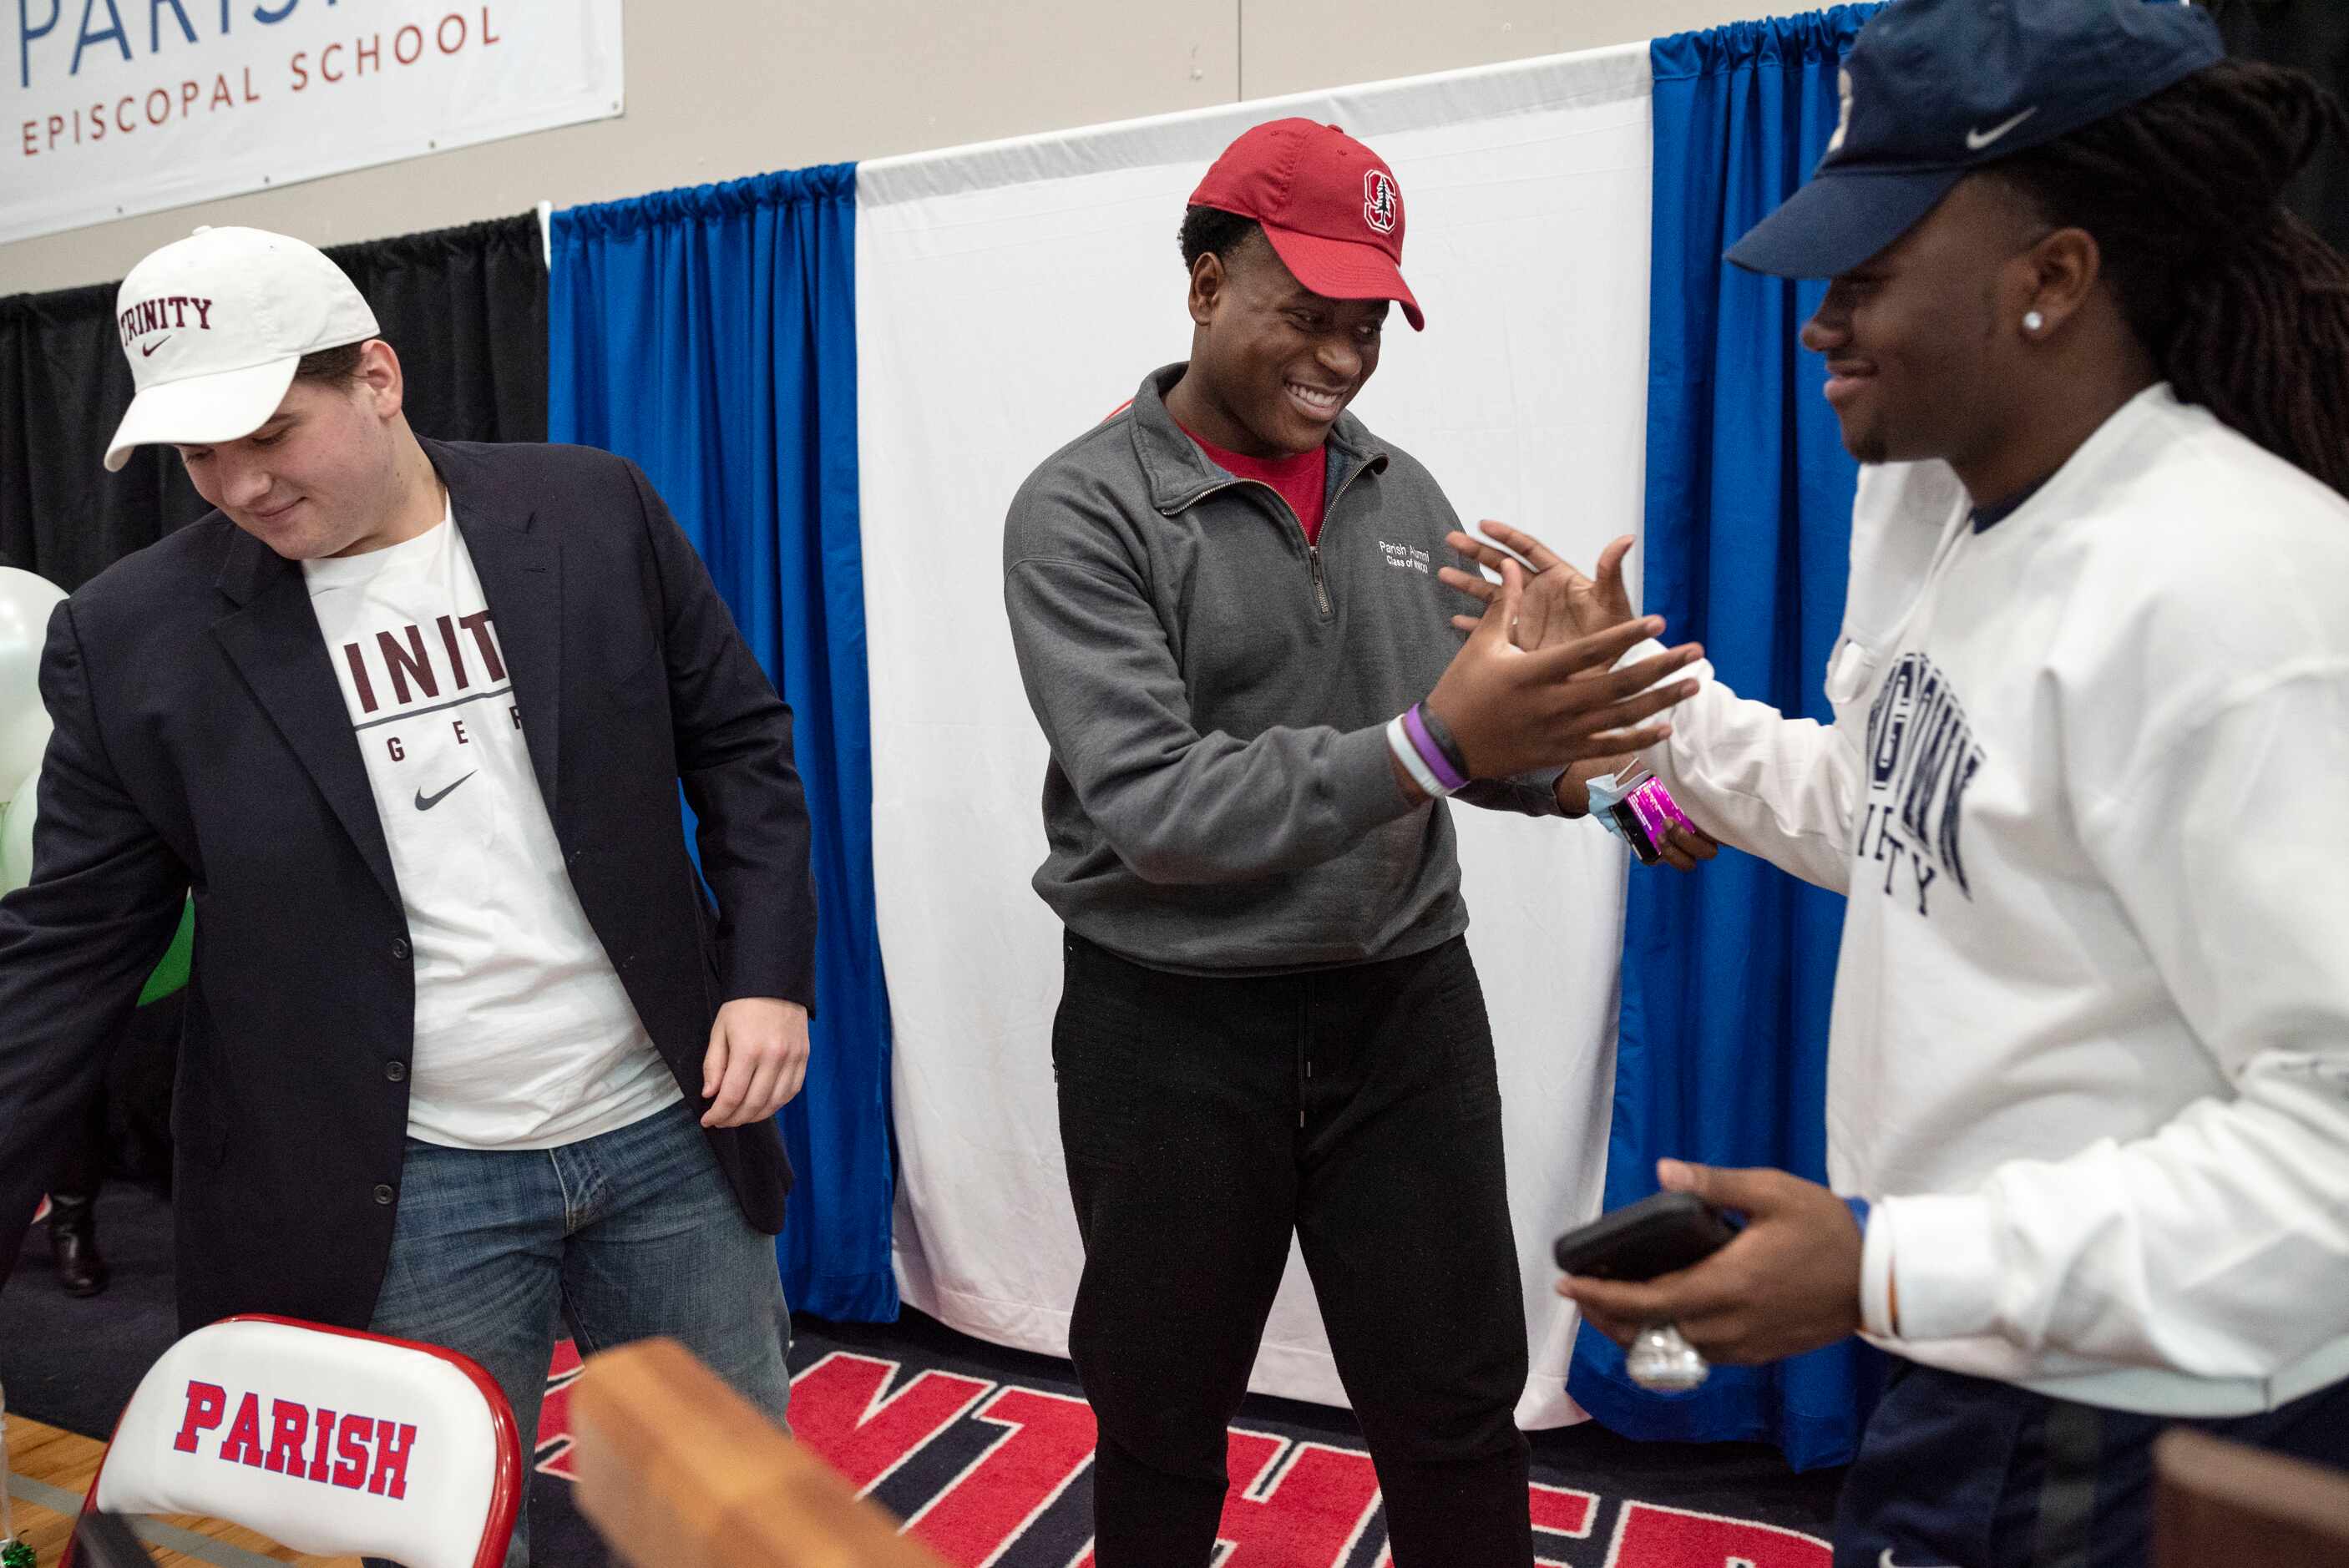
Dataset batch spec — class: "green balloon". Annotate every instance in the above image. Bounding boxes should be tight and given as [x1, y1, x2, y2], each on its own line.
[139, 898, 195, 1005]
[2, 763, 190, 1001]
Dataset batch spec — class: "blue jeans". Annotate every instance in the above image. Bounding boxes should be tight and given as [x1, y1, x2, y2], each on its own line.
[364, 1100, 792, 1567]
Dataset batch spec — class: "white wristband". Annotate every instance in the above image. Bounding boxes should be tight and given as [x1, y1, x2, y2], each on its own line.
[1387, 716, 1452, 798]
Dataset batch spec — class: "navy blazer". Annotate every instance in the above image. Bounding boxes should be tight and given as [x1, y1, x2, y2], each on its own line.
[0, 438, 815, 1331]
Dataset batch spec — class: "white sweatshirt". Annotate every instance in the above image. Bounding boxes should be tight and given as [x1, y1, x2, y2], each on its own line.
[1640, 384, 2349, 1416]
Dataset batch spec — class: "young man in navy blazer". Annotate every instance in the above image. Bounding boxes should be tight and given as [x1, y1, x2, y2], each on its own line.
[0, 226, 818, 1564]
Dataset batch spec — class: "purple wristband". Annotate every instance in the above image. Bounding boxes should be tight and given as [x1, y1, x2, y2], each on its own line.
[1403, 705, 1471, 793]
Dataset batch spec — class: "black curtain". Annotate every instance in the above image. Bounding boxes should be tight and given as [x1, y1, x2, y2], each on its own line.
[2208, 0, 2349, 254]
[0, 211, 547, 591]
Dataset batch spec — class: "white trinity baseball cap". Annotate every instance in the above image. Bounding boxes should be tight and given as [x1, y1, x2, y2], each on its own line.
[104, 225, 380, 472]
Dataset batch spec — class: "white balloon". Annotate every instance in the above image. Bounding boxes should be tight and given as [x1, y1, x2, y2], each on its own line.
[0, 567, 65, 788]
[0, 764, 36, 896]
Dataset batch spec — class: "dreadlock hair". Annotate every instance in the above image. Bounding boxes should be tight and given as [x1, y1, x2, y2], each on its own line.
[1990, 59, 2349, 498]
[1177, 205, 1263, 271]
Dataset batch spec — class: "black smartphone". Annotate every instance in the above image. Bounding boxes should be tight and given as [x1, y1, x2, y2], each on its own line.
[1606, 764, 1667, 864]
[1607, 795, 1666, 864]
[1552, 1189, 1739, 1280]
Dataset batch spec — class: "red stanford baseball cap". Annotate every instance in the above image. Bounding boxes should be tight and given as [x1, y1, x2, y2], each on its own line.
[1190, 119, 1425, 331]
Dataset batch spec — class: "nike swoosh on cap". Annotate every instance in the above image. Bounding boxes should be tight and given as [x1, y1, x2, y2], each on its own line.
[1965, 106, 2039, 151]
[139, 336, 172, 357]
[1881, 1550, 1956, 1568]
[414, 771, 477, 811]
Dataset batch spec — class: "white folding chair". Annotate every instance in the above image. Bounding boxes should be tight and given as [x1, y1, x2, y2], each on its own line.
[62, 1314, 521, 1568]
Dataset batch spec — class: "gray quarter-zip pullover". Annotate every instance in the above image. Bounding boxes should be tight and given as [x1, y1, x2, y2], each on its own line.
[1004, 363, 1560, 975]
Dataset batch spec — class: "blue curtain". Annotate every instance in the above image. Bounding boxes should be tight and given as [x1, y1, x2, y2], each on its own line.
[547, 165, 898, 1323]
[1566, 7, 1885, 1471]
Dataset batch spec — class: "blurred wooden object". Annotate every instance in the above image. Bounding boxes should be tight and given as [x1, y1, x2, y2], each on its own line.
[2154, 1427, 2349, 1567]
[570, 1338, 950, 1568]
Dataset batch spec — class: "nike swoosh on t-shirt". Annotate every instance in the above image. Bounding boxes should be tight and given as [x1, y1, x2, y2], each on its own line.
[414, 771, 478, 811]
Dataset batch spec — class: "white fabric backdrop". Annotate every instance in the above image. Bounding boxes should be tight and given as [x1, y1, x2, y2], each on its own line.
[856, 42, 1656, 1428]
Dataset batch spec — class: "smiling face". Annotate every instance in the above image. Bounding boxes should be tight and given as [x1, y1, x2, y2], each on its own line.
[175, 341, 414, 561]
[1801, 175, 2048, 473]
[1173, 230, 1389, 458]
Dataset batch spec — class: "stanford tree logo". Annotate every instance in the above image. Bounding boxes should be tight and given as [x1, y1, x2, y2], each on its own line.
[1362, 169, 1399, 235]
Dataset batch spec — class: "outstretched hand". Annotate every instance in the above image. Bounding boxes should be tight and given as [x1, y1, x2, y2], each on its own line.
[1445, 528, 1722, 871]
[1421, 559, 1703, 781]
[1440, 524, 1638, 650]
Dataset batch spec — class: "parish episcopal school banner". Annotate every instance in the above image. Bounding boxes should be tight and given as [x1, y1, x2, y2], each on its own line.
[8, 1, 622, 244]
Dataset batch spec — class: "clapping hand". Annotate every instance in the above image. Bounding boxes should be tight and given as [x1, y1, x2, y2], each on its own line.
[1419, 559, 1705, 781]
[1441, 524, 1721, 870]
[1440, 524, 1638, 648]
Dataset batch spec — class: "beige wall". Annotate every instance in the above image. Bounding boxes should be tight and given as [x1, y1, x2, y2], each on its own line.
[1, 0, 1767, 296]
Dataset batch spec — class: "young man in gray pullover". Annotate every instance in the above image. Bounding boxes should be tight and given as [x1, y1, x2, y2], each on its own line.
[1003, 119, 1701, 1567]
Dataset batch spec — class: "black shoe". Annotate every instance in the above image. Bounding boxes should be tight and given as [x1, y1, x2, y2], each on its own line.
[47, 1193, 109, 1298]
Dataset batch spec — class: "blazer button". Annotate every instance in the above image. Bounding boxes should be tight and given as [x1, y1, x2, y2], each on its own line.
[384, 1061, 407, 1083]
[390, 937, 411, 961]
[372, 1184, 395, 1205]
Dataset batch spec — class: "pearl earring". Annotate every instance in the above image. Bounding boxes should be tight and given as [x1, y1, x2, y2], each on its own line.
[2023, 311, 2046, 332]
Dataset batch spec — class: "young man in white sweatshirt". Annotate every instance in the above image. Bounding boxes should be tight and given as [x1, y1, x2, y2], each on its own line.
[1453, 1, 2349, 1563]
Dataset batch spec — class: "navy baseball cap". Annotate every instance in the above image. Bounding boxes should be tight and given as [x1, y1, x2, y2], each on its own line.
[1727, 0, 2225, 279]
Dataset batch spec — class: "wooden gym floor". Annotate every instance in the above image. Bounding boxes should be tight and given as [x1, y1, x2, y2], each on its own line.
[5, 1412, 362, 1568]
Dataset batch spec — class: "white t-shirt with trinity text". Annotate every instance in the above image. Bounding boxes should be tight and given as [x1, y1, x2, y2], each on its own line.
[302, 502, 681, 1148]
